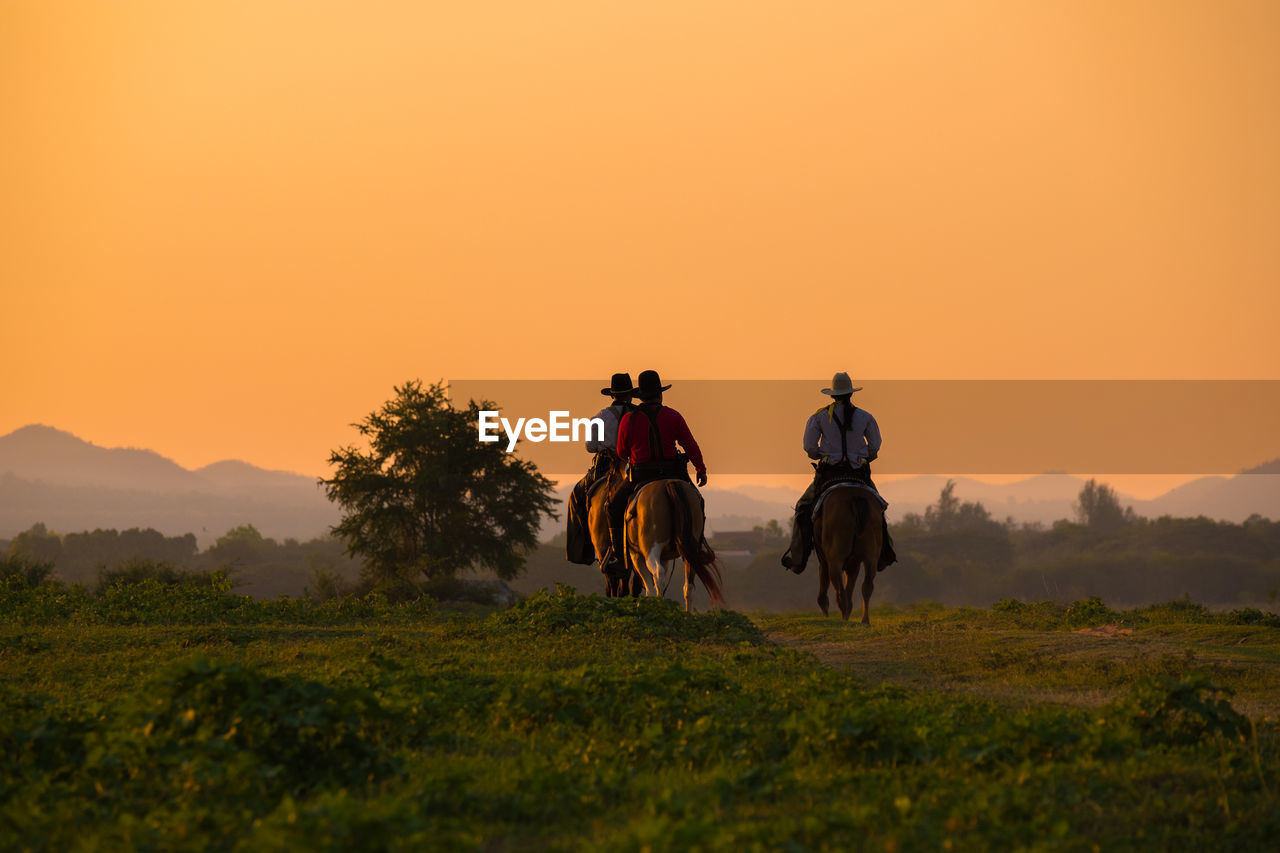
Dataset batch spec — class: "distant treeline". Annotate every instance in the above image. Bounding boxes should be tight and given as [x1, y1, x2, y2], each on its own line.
[885, 480, 1280, 606]
[5, 478, 1280, 610]
[722, 481, 1280, 610]
[1, 523, 360, 599]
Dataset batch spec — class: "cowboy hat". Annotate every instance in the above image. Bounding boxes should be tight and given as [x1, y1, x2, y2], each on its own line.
[821, 372, 863, 396]
[600, 373, 635, 397]
[635, 370, 672, 398]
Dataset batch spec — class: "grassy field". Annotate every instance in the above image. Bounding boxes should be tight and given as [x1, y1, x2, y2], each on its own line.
[3, 580, 1279, 851]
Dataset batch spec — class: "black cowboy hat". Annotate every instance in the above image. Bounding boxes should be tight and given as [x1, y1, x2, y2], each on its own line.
[600, 373, 635, 397]
[635, 370, 672, 399]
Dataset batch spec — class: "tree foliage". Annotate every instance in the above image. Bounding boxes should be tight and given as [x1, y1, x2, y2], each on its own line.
[1074, 478, 1135, 531]
[321, 380, 557, 582]
[898, 480, 999, 536]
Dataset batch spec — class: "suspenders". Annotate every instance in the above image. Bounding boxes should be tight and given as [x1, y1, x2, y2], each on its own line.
[831, 402, 858, 465]
[635, 403, 666, 461]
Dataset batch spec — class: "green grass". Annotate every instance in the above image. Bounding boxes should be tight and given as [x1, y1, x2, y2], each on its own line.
[3, 582, 1280, 850]
[758, 601, 1280, 720]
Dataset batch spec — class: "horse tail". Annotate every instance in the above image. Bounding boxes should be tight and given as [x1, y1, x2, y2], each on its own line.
[853, 491, 870, 537]
[665, 481, 724, 606]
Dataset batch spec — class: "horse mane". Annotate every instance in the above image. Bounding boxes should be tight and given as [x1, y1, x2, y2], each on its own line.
[664, 481, 724, 606]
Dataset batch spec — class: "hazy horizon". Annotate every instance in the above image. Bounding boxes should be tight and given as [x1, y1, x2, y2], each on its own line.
[5, 420, 1276, 501]
[3, 1, 1277, 482]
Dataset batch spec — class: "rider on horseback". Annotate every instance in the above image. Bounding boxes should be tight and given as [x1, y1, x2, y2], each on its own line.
[599, 369, 708, 570]
[782, 371, 897, 574]
[566, 373, 636, 567]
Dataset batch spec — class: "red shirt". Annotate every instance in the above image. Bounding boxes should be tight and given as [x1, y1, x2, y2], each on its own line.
[617, 404, 707, 474]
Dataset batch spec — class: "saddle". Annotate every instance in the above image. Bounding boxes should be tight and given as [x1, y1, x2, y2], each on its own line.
[811, 461, 887, 518]
[586, 475, 610, 500]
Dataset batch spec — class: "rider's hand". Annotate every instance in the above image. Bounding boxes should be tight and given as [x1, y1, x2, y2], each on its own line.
[696, 470, 708, 487]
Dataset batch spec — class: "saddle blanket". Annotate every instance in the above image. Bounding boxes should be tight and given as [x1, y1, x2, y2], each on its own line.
[812, 481, 888, 521]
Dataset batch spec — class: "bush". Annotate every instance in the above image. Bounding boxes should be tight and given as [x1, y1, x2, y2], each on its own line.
[124, 658, 402, 795]
[1064, 596, 1119, 627]
[486, 585, 763, 644]
[1226, 607, 1280, 627]
[1108, 672, 1250, 746]
[96, 558, 227, 595]
[0, 554, 54, 588]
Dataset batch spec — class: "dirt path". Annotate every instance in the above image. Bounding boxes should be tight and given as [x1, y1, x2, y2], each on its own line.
[759, 616, 1280, 720]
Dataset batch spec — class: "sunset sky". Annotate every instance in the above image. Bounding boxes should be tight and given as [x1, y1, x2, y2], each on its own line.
[3, 1, 1278, 488]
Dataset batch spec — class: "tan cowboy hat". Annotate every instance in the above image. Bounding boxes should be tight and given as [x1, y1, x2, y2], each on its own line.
[821, 372, 862, 396]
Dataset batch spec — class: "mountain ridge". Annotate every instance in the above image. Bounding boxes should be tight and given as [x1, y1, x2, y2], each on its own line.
[1, 425, 1276, 544]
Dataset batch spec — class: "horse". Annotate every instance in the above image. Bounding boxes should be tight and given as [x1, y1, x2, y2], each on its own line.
[813, 486, 884, 623]
[586, 452, 643, 597]
[624, 479, 724, 611]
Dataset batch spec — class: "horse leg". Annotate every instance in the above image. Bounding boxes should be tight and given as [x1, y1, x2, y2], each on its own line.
[683, 559, 692, 612]
[830, 559, 850, 622]
[836, 560, 853, 621]
[827, 538, 854, 622]
[860, 562, 876, 625]
[816, 556, 830, 616]
[641, 541, 665, 597]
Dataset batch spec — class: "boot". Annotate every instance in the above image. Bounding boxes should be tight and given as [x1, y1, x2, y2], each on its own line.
[878, 517, 897, 571]
[599, 521, 625, 573]
[781, 511, 811, 574]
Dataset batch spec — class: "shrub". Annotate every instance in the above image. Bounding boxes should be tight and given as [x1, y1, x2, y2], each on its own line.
[121, 658, 403, 796]
[0, 554, 54, 588]
[485, 586, 763, 644]
[1064, 596, 1119, 627]
[95, 558, 226, 595]
[1108, 672, 1250, 746]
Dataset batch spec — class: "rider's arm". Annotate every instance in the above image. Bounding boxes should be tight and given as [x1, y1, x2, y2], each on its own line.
[615, 411, 633, 460]
[864, 412, 882, 461]
[668, 409, 706, 474]
[803, 412, 823, 460]
[585, 406, 612, 453]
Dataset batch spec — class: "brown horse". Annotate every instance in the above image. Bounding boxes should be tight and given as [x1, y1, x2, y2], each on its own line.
[624, 479, 724, 611]
[587, 453, 643, 597]
[814, 486, 884, 623]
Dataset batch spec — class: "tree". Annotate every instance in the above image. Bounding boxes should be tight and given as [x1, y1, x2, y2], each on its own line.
[1074, 479, 1134, 531]
[920, 480, 994, 534]
[8, 523, 62, 566]
[322, 380, 558, 583]
[206, 524, 273, 571]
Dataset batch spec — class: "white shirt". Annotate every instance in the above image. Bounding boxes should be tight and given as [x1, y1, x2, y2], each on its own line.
[803, 403, 881, 465]
[586, 402, 631, 453]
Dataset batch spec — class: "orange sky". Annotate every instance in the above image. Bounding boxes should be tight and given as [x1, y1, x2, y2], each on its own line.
[3, 1, 1278, 483]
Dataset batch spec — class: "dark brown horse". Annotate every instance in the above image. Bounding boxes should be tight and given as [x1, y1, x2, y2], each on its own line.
[625, 479, 724, 611]
[587, 453, 643, 597]
[814, 486, 884, 623]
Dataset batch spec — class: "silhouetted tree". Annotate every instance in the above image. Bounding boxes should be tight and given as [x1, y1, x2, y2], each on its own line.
[322, 380, 558, 583]
[7, 523, 62, 565]
[205, 524, 273, 570]
[1074, 479, 1134, 531]
[901, 480, 996, 534]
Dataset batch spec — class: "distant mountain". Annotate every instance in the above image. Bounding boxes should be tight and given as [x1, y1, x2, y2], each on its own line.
[700, 469, 1279, 530]
[0, 425, 335, 545]
[0, 425, 206, 492]
[1135, 470, 1280, 522]
[3, 425, 1275, 548]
